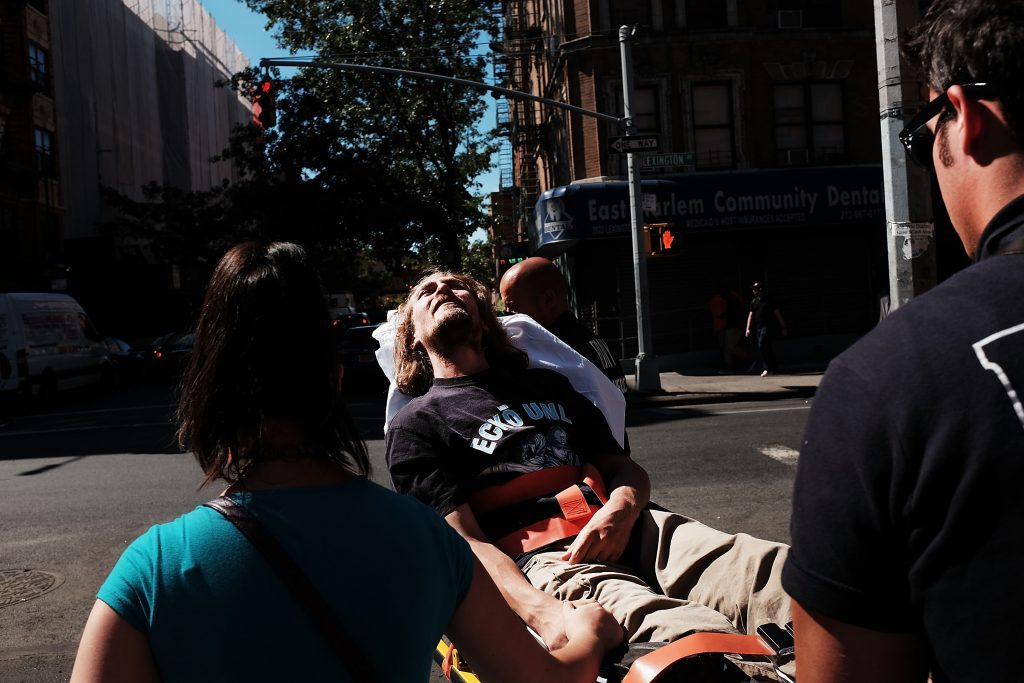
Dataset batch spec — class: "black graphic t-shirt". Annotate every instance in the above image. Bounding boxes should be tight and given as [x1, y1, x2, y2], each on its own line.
[386, 367, 624, 520]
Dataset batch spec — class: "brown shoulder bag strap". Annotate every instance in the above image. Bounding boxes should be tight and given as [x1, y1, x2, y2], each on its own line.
[203, 496, 381, 682]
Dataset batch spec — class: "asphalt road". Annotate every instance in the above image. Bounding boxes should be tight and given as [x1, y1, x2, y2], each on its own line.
[0, 383, 809, 682]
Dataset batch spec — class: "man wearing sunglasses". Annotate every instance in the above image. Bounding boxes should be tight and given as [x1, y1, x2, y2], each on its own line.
[781, 1, 1024, 681]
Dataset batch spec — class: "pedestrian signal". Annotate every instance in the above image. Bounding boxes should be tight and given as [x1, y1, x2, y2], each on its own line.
[646, 223, 677, 254]
[252, 79, 277, 129]
[661, 228, 675, 251]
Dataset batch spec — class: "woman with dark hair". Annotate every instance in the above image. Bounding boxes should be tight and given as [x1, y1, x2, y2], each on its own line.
[71, 242, 619, 682]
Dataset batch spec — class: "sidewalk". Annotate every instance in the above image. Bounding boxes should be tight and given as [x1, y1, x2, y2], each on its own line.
[627, 368, 824, 408]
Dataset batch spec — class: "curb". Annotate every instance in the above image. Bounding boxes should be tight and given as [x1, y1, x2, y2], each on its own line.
[626, 385, 817, 409]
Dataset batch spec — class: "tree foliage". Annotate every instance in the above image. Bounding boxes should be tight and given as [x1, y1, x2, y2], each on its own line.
[246, 0, 496, 268]
[103, 0, 497, 300]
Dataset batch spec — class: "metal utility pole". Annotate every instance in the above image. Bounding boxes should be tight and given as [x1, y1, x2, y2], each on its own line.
[619, 26, 660, 393]
[874, 0, 936, 311]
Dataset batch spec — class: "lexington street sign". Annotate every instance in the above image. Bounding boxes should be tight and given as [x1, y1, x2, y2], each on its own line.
[608, 134, 660, 154]
[641, 153, 695, 169]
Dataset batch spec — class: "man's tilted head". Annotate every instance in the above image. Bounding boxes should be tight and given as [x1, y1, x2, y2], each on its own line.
[394, 271, 527, 397]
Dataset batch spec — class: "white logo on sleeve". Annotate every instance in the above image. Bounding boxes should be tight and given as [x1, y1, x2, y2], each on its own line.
[973, 322, 1024, 430]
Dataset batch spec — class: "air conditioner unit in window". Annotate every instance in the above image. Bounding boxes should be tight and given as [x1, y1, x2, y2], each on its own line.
[778, 10, 803, 29]
[785, 148, 810, 165]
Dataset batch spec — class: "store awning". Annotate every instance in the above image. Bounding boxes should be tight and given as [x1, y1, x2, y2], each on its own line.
[529, 165, 884, 257]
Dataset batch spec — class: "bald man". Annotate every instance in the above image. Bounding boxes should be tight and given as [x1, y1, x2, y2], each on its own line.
[500, 257, 627, 394]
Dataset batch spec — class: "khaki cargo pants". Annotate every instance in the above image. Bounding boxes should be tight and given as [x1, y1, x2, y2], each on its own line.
[521, 508, 791, 643]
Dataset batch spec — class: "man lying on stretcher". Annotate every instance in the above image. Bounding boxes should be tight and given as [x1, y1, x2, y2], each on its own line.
[385, 271, 793, 671]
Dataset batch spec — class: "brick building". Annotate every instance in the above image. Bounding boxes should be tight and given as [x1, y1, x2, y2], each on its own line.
[491, 0, 926, 365]
[0, 0, 251, 336]
[0, 0, 63, 292]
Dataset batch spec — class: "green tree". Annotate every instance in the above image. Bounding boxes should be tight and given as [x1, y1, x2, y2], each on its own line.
[244, 0, 497, 269]
[102, 0, 498, 303]
[460, 234, 496, 288]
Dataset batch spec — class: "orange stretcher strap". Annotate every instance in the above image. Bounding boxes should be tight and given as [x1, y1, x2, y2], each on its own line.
[468, 465, 582, 515]
[473, 463, 610, 557]
[441, 643, 455, 680]
[493, 505, 603, 557]
[621, 632, 776, 683]
[555, 485, 591, 521]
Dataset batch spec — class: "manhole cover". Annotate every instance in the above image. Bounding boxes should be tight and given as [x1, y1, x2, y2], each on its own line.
[0, 569, 65, 608]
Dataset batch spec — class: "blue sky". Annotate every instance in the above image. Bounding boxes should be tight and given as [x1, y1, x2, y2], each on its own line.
[197, 0, 502, 206]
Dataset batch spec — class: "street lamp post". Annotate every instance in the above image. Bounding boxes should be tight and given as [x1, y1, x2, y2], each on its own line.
[618, 26, 660, 392]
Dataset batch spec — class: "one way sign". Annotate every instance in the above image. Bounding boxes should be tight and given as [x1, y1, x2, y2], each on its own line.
[608, 134, 660, 154]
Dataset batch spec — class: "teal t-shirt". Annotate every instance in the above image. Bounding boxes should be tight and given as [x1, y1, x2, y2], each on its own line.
[97, 477, 473, 682]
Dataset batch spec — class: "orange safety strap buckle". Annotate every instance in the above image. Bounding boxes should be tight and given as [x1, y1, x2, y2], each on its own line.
[555, 484, 592, 522]
[622, 632, 776, 683]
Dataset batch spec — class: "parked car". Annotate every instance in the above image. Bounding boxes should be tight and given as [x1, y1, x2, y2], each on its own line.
[0, 293, 113, 402]
[147, 331, 195, 380]
[336, 323, 387, 393]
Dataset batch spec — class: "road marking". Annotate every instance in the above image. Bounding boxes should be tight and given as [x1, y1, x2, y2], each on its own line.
[760, 444, 800, 465]
[652, 403, 811, 417]
[14, 404, 175, 419]
[0, 422, 171, 437]
[708, 404, 811, 416]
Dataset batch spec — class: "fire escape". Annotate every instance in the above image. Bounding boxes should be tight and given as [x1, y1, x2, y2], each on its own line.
[491, 0, 544, 239]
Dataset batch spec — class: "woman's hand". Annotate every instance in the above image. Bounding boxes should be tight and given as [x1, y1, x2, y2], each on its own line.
[562, 600, 624, 651]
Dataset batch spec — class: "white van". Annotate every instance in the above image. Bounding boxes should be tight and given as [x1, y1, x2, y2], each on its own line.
[0, 293, 111, 400]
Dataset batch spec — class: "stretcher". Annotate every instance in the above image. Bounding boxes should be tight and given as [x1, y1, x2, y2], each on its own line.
[372, 314, 796, 682]
[435, 624, 795, 683]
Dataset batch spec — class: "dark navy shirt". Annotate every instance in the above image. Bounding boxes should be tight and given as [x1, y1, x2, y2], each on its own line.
[784, 195, 1024, 682]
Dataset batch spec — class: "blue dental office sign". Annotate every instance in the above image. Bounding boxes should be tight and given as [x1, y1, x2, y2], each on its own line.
[529, 165, 884, 255]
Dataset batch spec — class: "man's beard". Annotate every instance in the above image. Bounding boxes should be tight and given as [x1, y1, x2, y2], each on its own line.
[431, 304, 479, 356]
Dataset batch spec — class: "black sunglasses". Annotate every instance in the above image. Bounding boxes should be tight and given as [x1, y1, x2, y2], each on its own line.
[898, 83, 998, 168]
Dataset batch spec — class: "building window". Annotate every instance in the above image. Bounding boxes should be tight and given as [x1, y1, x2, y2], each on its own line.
[28, 42, 47, 87]
[687, 1, 728, 29]
[614, 84, 660, 134]
[692, 82, 735, 169]
[610, 3, 646, 28]
[35, 128, 55, 176]
[773, 81, 845, 164]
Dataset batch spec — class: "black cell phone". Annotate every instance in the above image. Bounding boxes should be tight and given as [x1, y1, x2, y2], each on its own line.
[757, 623, 795, 655]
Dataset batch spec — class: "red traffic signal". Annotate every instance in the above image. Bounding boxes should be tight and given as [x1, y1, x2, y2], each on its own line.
[252, 79, 277, 129]
[661, 227, 675, 251]
[646, 223, 677, 254]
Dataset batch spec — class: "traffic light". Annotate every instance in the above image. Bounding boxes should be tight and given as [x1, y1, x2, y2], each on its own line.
[252, 79, 277, 129]
[647, 223, 677, 254]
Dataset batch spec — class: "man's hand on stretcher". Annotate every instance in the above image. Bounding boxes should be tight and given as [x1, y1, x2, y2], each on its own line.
[445, 452, 649, 651]
[561, 494, 641, 564]
[562, 452, 651, 564]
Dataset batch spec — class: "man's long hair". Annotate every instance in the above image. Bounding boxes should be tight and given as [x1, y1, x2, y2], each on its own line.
[394, 271, 528, 397]
[904, 0, 1024, 141]
[177, 241, 369, 485]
